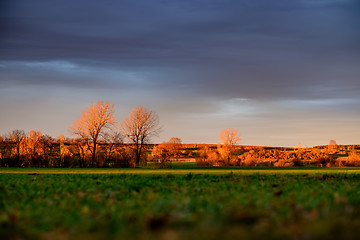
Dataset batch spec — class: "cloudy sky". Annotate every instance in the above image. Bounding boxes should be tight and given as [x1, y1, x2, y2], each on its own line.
[1, 0, 359, 146]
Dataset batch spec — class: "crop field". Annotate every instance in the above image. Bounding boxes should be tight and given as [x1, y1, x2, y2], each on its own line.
[2, 169, 360, 239]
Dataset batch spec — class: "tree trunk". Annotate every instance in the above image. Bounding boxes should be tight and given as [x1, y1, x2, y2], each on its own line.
[135, 144, 141, 168]
[92, 139, 97, 167]
[135, 150, 140, 168]
[17, 144, 20, 162]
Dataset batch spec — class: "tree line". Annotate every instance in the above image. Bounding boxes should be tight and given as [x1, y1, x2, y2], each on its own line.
[2, 101, 358, 168]
[0, 101, 243, 168]
[0, 101, 165, 168]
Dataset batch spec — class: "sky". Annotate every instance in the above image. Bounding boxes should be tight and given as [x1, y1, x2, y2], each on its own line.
[1, 0, 359, 147]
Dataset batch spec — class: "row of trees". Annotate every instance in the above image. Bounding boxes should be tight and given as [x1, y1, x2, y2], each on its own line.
[9, 100, 354, 168]
[0, 100, 242, 168]
[0, 131, 124, 168]
[1, 112, 359, 168]
[70, 101, 160, 168]
[197, 143, 360, 167]
[68, 101, 241, 168]
[0, 102, 162, 168]
[0, 102, 242, 168]
[0, 129, 53, 167]
[0, 130, 186, 168]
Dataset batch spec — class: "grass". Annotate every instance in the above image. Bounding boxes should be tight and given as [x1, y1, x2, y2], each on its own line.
[1, 167, 360, 175]
[1, 169, 360, 239]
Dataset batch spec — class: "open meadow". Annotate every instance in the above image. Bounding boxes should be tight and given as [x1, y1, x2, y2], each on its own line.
[2, 2, 360, 239]
[2, 168, 360, 239]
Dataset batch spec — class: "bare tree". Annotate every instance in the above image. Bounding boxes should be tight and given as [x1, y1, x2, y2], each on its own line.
[40, 135, 53, 164]
[22, 130, 43, 166]
[219, 128, 240, 166]
[73, 138, 90, 167]
[70, 101, 116, 166]
[9, 129, 26, 162]
[102, 130, 123, 167]
[121, 106, 160, 168]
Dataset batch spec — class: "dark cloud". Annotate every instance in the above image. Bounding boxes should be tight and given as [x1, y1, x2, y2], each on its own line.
[1, 0, 359, 101]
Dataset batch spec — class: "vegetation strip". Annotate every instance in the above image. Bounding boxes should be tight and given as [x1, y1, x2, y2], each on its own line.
[1, 168, 360, 175]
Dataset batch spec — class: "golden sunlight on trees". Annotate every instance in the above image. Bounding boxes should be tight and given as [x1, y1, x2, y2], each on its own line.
[197, 146, 220, 167]
[151, 143, 171, 167]
[56, 134, 73, 167]
[348, 146, 360, 165]
[328, 139, 338, 152]
[167, 137, 182, 159]
[219, 128, 240, 166]
[151, 137, 182, 167]
[73, 138, 90, 167]
[20, 130, 43, 166]
[0, 135, 5, 161]
[40, 134, 52, 162]
[9, 129, 26, 162]
[121, 106, 160, 168]
[70, 101, 115, 166]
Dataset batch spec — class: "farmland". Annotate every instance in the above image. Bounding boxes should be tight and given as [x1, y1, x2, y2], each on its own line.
[2, 169, 360, 239]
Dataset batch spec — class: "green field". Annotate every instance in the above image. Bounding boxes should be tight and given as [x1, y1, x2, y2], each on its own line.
[1, 168, 360, 239]
[2, 167, 360, 175]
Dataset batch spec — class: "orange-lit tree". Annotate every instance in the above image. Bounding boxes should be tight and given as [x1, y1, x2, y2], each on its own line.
[70, 101, 115, 167]
[40, 134, 53, 163]
[167, 137, 182, 159]
[328, 139, 338, 152]
[219, 128, 240, 166]
[21, 130, 43, 166]
[121, 106, 160, 168]
[151, 137, 182, 167]
[9, 129, 26, 163]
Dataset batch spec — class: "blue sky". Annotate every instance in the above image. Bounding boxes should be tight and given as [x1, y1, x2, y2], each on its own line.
[1, 0, 359, 146]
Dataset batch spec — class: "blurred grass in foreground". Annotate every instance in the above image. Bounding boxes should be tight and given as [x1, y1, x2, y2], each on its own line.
[1, 170, 360, 239]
